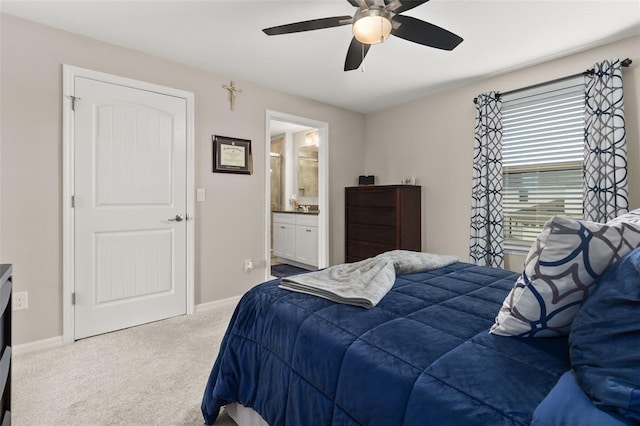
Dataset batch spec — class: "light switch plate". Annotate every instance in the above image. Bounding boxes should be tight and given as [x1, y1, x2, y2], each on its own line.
[244, 259, 254, 272]
[197, 188, 206, 202]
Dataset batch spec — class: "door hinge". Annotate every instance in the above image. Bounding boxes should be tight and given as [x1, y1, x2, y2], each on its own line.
[71, 195, 75, 208]
[69, 95, 81, 111]
[71, 292, 76, 305]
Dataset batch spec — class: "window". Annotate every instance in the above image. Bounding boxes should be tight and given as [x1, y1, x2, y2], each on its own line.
[502, 78, 585, 251]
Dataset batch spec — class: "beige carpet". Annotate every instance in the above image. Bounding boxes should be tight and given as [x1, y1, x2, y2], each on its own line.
[13, 302, 240, 425]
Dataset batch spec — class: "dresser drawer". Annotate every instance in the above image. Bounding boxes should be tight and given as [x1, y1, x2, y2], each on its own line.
[346, 188, 396, 207]
[347, 224, 397, 245]
[346, 207, 396, 225]
[346, 240, 396, 260]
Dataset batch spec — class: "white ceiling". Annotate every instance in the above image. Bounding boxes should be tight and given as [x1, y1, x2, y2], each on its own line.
[2, 0, 639, 113]
[270, 120, 315, 136]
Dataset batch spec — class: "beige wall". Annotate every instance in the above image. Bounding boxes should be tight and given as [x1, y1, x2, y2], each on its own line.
[364, 35, 640, 272]
[3, 13, 638, 346]
[0, 14, 366, 345]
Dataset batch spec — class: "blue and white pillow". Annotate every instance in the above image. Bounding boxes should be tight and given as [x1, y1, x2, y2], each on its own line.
[491, 214, 640, 337]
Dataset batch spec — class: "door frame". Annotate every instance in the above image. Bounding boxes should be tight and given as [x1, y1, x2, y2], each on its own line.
[62, 65, 195, 344]
[264, 110, 329, 280]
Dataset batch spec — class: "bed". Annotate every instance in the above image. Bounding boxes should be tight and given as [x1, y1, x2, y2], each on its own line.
[202, 262, 569, 425]
[202, 213, 640, 426]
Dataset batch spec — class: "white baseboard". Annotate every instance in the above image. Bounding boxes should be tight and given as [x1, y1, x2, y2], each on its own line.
[195, 295, 242, 313]
[13, 336, 64, 355]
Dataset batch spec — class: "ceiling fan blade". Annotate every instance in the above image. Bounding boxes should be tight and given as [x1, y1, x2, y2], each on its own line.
[263, 16, 352, 35]
[391, 15, 462, 50]
[389, 0, 430, 14]
[346, 0, 360, 6]
[344, 38, 371, 71]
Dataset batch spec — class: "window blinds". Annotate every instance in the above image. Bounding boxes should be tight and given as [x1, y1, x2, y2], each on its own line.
[502, 78, 585, 249]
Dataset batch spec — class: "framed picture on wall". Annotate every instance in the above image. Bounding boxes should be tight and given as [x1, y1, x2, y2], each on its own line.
[212, 135, 252, 174]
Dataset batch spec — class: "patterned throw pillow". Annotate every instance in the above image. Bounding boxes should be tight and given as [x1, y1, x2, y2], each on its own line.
[490, 215, 640, 337]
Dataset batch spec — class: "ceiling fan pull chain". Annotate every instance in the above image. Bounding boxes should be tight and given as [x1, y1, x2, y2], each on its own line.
[361, 43, 366, 72]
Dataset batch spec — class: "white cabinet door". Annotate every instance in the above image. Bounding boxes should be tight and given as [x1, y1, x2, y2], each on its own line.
[274, 222, 296, 259]
[273, 213, 318, 267]
[296, 225, 318, 267]
[273, 222, 285, 257]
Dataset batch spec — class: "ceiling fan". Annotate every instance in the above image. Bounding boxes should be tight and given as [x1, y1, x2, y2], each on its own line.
[262, 0, 463, 71]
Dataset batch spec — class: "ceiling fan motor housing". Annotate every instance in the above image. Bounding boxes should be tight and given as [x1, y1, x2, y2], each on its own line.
[352, 7, 393, 45]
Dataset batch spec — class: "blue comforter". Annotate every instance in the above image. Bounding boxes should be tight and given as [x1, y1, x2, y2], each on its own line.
[202, 262, 570, 425]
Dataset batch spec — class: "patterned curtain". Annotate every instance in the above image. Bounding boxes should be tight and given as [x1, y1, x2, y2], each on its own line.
[583, 58, 629, 223]
[469, 92, 504, 268]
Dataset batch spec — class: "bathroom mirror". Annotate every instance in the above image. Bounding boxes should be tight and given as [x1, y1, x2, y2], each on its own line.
[298, 144, 318, 197]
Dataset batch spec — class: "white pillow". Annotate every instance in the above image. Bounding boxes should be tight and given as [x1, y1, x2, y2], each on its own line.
[606, 208, 640, 225]
[490, 214, 640, 337]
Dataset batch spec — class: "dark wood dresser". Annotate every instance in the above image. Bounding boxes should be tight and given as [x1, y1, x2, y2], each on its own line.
[345, 185, 421, 262]
[0, 264, 11, 426]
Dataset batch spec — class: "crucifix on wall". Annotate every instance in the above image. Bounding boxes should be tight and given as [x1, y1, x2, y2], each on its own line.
[222, 80, 243, 111]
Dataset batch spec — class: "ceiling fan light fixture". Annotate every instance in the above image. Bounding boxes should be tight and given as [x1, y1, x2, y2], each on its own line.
[352, 8, 392, 45]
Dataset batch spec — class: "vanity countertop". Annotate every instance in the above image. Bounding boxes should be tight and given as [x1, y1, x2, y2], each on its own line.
[272, 210, 319, 216]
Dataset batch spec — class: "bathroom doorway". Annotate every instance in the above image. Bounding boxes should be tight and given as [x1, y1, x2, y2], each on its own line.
[265, 111, 329, 280]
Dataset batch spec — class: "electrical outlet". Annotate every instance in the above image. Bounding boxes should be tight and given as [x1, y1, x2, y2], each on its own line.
[244, 259, 254, 272]
[13, 291, 28, 311]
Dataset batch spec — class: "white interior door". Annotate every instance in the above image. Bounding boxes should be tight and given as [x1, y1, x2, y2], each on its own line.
[73, 76, 187, 340]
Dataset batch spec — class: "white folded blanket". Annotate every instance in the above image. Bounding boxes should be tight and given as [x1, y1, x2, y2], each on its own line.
[279, 250, 458, 308]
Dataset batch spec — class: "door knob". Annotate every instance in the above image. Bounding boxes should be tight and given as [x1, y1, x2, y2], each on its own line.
[168, 214, 184, 222]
